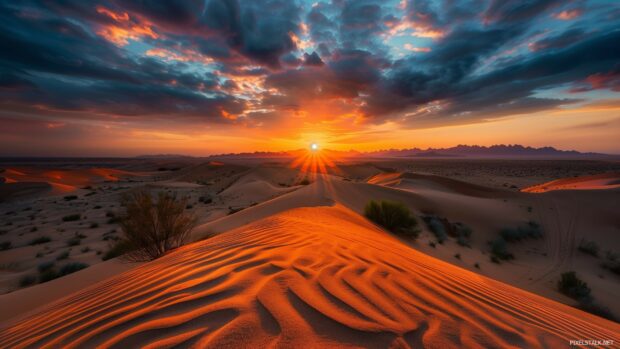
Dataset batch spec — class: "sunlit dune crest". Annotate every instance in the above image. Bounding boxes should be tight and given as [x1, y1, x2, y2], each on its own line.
[522, 172, 620, 193]
[1, 206, 617, 348]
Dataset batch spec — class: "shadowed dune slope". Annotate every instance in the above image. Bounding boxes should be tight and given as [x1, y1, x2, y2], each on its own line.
[368, 172, 513, 198]
[1, 206, 618, 348]
[522, 172, 620, 192]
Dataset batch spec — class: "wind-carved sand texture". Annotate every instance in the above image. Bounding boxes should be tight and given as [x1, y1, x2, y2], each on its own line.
[1, 206, 618, 348]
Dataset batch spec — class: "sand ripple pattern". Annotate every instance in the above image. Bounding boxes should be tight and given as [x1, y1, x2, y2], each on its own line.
[1, 206, 618, 348]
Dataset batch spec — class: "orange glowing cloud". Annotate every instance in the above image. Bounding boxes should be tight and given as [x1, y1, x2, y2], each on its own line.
[553, 9, 582, 20]
[383, 18, 445, 40]
[95, 6, 158, 46]
[404, 44, 431, 52]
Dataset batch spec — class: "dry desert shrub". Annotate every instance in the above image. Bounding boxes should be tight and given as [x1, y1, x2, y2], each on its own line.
[118, 190, 197, 261]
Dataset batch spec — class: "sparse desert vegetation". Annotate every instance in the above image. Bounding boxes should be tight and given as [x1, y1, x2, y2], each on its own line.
[558, 271, 615, 321]
[364, 200, 419, 238]
[578, 239, 599, 257]
[62, 214, 81, 222]
[116, 190, 197, 261]
[29, 236, 51, 245]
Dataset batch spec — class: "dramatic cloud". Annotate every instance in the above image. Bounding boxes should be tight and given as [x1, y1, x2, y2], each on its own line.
[0, 0, 619, 155]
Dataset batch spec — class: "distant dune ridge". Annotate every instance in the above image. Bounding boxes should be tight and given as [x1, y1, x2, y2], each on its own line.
[522, 172, 620, 192]
[1, 206, 618, 348]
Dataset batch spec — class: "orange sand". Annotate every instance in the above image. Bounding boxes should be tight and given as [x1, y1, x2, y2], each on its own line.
[1, 205, 617, 348]
[522, 172, 620, 193]
[2, 167, 138, 189]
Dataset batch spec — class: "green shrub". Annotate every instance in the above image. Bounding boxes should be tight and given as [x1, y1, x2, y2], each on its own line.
[37, 261, 55, 272]
[454, 223, 472, 246]
[558, 272, 591, 301]
[39, 269, 59, 283]
[101, 240, 133, 261]
[62, 214, 81, 222]
[422, 216, 447, 243]
[500, 221, 542, 242]
[19, 275, 36, 287]
[602, 261, 620, 275]
[56, 251, 70, 260]
[577, 302, 616, 321]
[364, 200, 419, 238]
[66, 237, 81, 246]
[557, 272, 616, 320]
[0, 241, 11, 250]
[577, 239, 599, 257]
[29, 236, 51, 245]
[199, 196, 212, 204]
[490, 238, 514, 261]
[59, 262, 88, 276]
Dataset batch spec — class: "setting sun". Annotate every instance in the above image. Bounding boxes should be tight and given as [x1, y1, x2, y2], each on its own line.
[310, 143, 319, 151]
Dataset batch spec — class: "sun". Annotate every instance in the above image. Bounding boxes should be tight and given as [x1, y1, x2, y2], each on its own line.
[310, 143, 319, 151]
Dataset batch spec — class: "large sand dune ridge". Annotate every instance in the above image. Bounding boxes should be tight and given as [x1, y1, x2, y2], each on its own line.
[1, 205, 617, 348]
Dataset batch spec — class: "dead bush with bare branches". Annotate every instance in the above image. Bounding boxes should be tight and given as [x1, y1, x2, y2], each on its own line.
[118, 190, 197, 261]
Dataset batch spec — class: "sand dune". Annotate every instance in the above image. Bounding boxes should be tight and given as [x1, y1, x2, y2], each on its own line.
[1, 205, 617, 348]
[522, 172, 620, 192]
[0, 167, 140, 198]
[368, 172, 513, 198]
[0, 182, 53, 202]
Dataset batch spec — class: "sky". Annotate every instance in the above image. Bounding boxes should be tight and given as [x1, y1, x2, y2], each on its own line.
[1, 0, 619, 156]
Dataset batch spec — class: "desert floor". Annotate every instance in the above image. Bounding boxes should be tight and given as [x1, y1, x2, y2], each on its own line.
[0, 157, 619, 347]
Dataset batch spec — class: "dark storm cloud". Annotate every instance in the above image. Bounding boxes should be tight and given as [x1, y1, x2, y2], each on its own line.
[483, 0, 565, 24]
[528, 28, 588, 52]
[0, 0, 618, 129]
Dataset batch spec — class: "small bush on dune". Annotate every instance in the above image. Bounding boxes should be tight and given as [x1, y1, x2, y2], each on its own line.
[29, 236, 51, 245]
[56, 251, 70, 260]
[422, 216, 447, 243]
[558, 272, 591, 301]
[66, 237, 81, 246]
[117, 190, 197, 261]
[37, 261, 55, 272]
[62, 214, 81, 222]
[557, 271, 616, 321]
[39, 269, 59, 283]
[0, 241, 11, 250]
[489, 238, 514, 262]
[19, 275, 36, 287]
[577, 239, 599, 257]
[500, 221, 542, 242]
[364, 200, 419, 238]
[101, 240, 133, 261]
[602, 251, 620, 275]
[454, 223, 472, 247]
[59, 262, 88, 276]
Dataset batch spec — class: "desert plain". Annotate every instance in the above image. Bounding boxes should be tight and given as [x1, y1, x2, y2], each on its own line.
[0, 155, 619, 348]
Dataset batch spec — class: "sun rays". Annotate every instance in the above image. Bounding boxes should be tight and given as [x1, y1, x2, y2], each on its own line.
[290, 146, 341, 185]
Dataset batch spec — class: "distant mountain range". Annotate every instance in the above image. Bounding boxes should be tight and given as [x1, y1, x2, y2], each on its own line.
[204, 144, 610, 159]
[362, 144, 607, 158]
